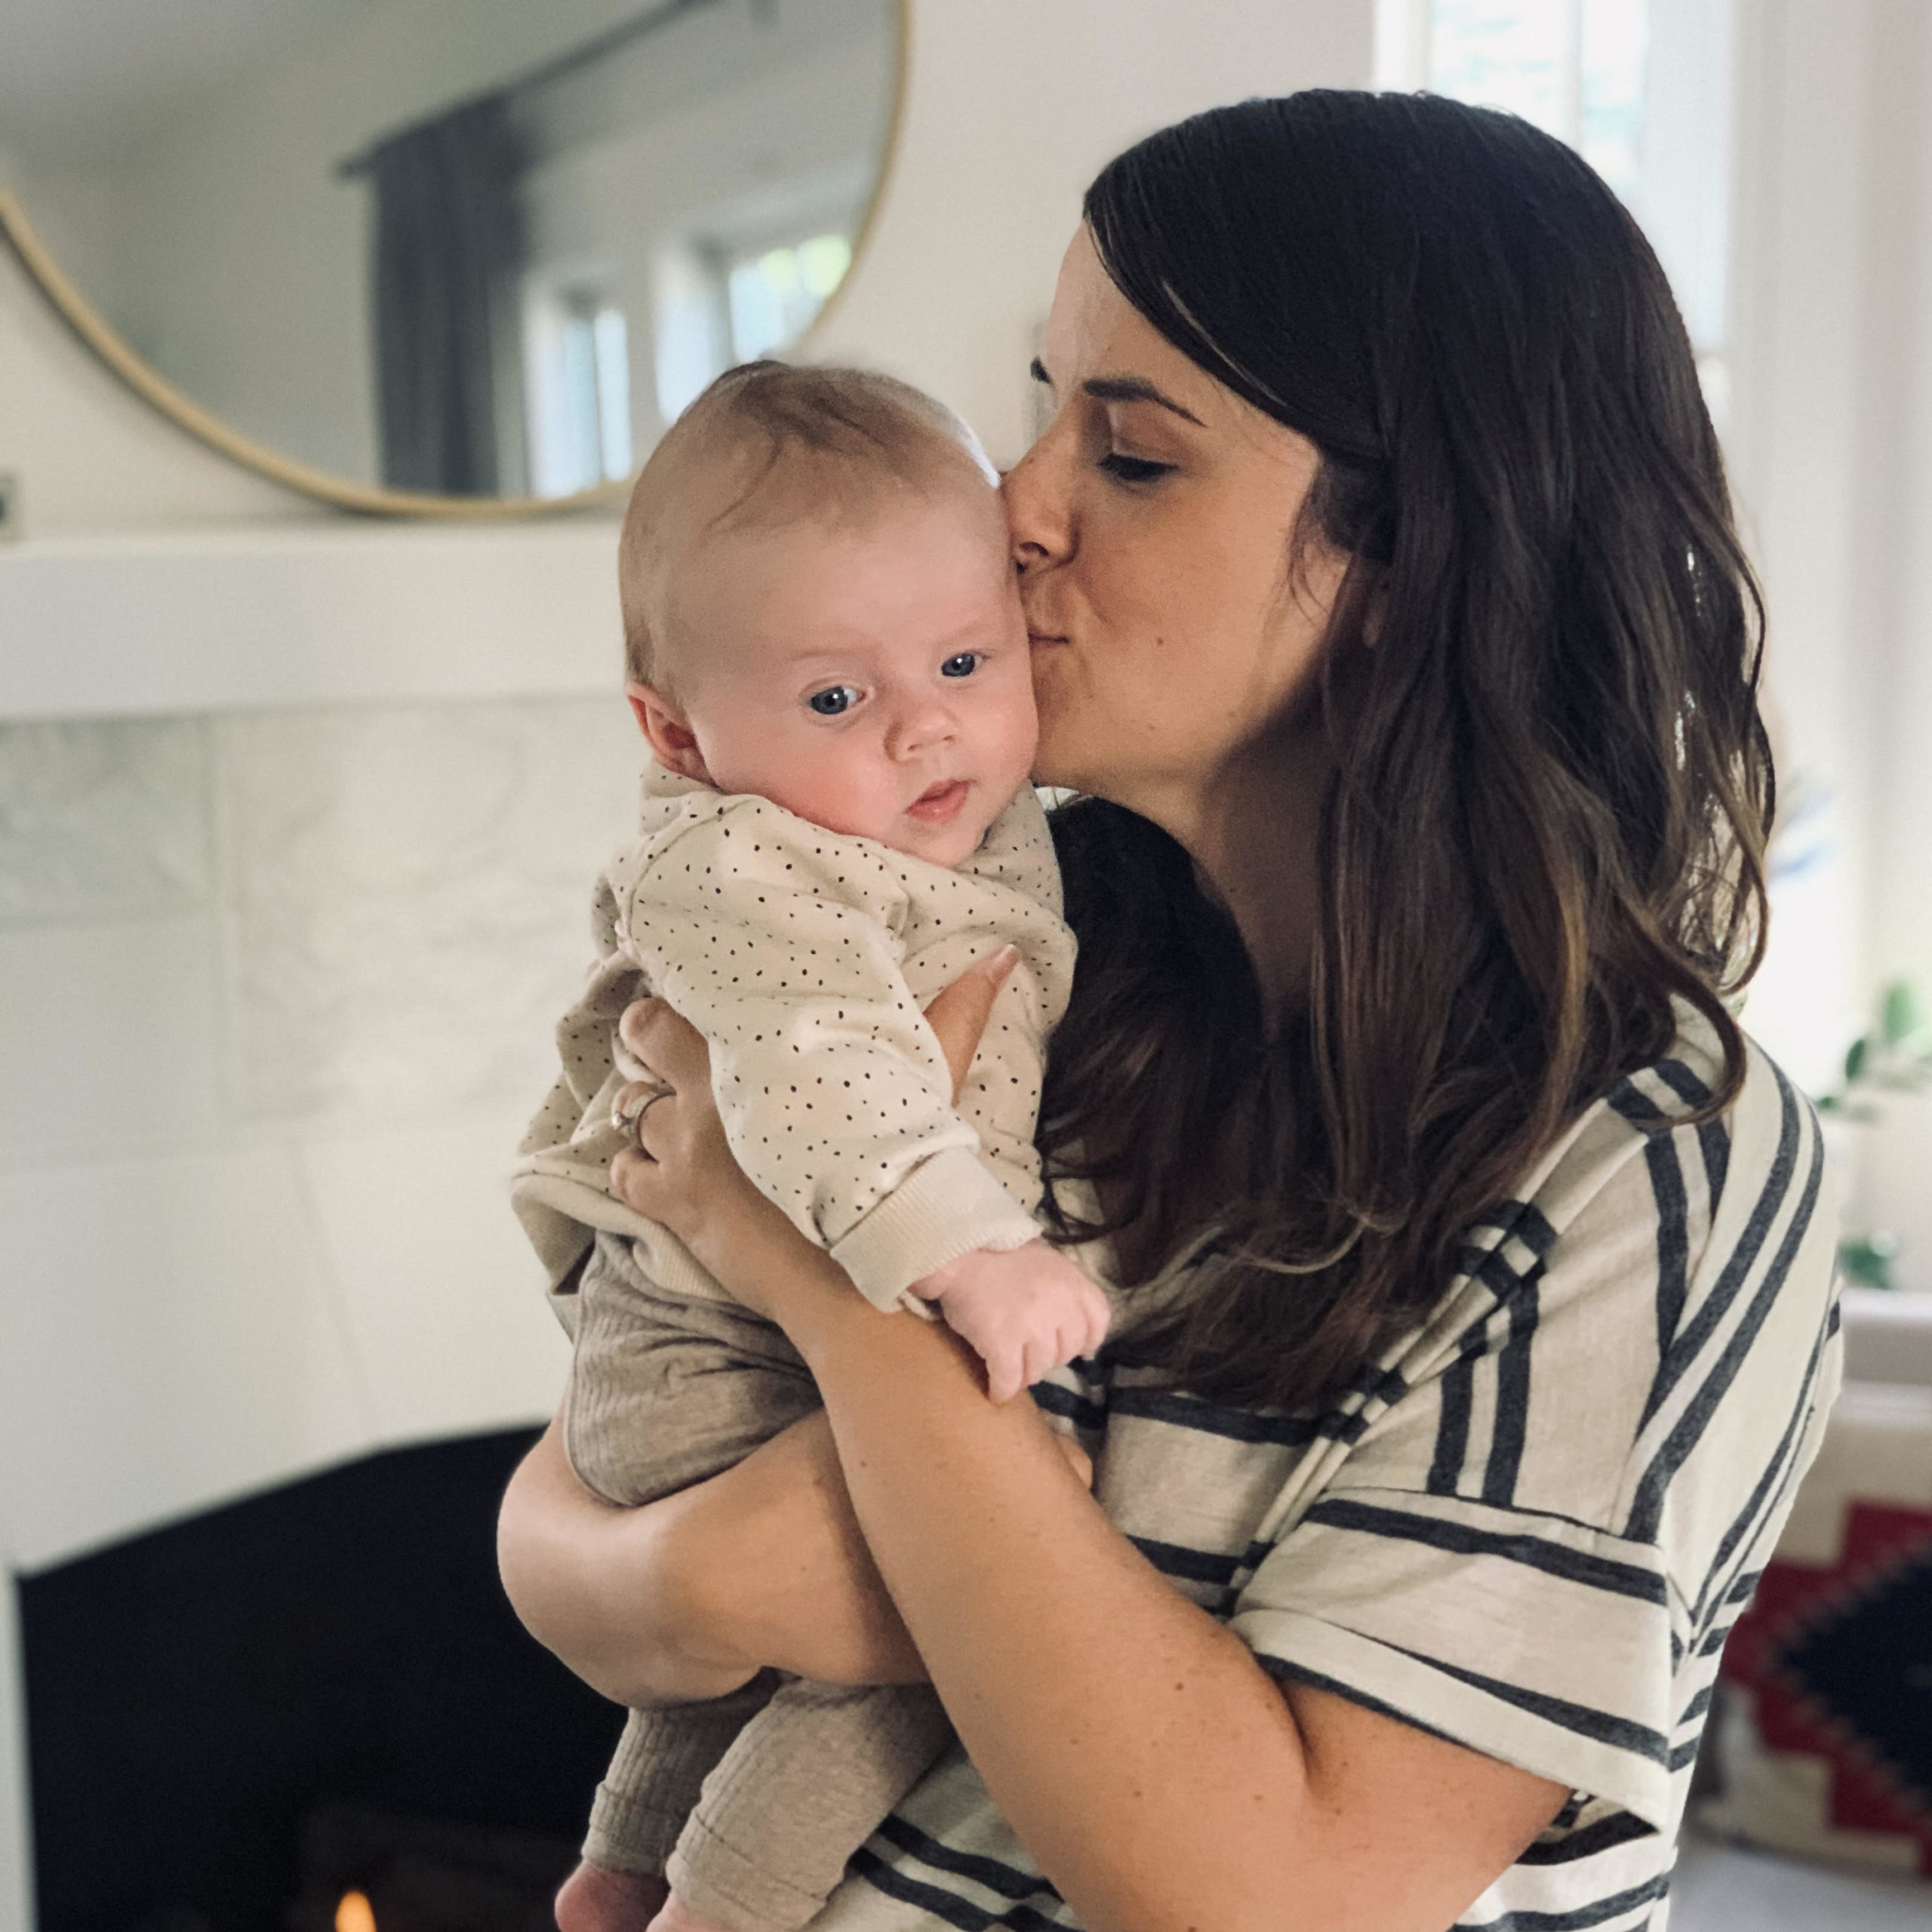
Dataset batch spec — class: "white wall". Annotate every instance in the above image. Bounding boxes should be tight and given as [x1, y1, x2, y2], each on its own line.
[1860, 2, 1932, 1001]
[1721, 0, 1932, 1272]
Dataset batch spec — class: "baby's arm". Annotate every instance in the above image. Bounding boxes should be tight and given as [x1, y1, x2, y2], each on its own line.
[911, 1239, 1113, 1404]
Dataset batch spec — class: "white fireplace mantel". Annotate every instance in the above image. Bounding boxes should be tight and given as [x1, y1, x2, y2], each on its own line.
[0, 517, 625, 721]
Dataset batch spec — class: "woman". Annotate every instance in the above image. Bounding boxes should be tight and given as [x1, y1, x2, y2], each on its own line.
[500, 92, 1841, 1930]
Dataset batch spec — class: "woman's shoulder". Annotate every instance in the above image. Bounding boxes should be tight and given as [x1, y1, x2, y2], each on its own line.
[1478, 998, 1837, 1370]
[1507, 1000, 1814, 1251]
[1405, 1004, 1838, 1518]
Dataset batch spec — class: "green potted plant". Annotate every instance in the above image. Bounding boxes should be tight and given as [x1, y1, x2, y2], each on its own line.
[1817, 981, 1932, 1289]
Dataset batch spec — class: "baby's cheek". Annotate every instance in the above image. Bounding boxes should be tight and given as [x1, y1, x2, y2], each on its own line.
[768, 744, 904, 844]
[985, 702, 1042, 799]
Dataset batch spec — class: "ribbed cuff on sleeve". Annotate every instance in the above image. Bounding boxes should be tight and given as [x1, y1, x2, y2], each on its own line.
[830, 1146, 1041, 1312]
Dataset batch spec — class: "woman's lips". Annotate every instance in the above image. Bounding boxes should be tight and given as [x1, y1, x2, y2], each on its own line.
[906, 779, 971, 824]
[1027, 629, 1069, 647]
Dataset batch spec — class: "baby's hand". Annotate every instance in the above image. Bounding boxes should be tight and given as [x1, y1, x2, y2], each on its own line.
[912, 1239, 1112, 1404]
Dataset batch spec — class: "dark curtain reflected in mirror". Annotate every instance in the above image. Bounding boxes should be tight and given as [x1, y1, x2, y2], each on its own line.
[365, 99, 528, 495]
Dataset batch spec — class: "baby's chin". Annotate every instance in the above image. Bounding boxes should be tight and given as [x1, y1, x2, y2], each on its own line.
[881, 814, 994, 869]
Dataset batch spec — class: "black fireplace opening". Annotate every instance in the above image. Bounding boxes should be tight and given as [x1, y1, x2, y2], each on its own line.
[20, 1427, 627, 1932]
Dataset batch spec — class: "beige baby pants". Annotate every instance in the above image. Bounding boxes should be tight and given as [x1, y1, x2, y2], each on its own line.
[565, 1232, 952, 1932]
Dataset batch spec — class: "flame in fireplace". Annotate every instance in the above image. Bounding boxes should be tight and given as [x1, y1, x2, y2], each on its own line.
[335, 1890, 377, 1932]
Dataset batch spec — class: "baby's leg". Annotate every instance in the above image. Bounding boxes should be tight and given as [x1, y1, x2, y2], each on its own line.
[583, 1681, 780, 1877]
[566, 1235, 822, 1909]
[663, 1680, 955, 1932]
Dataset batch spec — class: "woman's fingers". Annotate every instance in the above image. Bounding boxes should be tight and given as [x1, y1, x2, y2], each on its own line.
[617, 996, 712, 1091]
[608, 1145, 661, 1217]
[609, 1078, 665, 1134]
[923, 944, 1020, 1100]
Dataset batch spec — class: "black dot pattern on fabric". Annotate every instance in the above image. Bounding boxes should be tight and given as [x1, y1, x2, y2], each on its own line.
[512, 771, 1078, 1312]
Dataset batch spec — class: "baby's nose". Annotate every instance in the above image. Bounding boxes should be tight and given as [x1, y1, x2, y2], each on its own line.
[888, 700, 958, 755]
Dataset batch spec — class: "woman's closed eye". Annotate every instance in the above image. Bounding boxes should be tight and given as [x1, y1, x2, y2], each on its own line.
[1097, 450, 1175, 485]
[806, 684, 863, 717]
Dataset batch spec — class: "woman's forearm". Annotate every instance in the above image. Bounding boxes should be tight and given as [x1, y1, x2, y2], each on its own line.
[497, 1410, 926, 1708]
[785, 1278, 1316, 1929]
[707, 1222, 1559, 1932]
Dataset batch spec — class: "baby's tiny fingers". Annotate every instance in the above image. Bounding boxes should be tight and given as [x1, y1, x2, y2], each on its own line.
[1027, 1331, 1062, 1392]
[1091, 1297, 1112, 1355]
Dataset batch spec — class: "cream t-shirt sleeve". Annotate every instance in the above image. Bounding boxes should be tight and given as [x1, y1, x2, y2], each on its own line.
[616, 795, 1044, 1311]
[1228, 1045, 1841, 1842]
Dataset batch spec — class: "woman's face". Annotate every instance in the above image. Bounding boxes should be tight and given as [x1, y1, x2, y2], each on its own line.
[1004, 228, 1346, 834]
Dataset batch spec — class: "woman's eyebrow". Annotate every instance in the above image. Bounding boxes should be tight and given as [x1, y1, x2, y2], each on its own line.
[1029, 357, 1205, 427]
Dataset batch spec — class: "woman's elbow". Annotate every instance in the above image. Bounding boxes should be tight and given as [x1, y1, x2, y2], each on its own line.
[495, 1433, 603, 1676]
[496, 1435, 754, 1708]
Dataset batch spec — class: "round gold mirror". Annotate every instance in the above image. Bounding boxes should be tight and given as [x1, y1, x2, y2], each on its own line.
[0, 0, 906, 516]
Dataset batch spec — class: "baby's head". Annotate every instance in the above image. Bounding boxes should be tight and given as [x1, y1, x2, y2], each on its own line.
[620, 361, 1035, 869]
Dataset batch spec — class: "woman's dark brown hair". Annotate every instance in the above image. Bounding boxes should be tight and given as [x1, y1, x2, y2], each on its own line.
[1040, 91, 1772, 1408]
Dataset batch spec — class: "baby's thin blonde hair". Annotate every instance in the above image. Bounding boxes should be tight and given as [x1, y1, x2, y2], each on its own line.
[619, 361, 999, 688]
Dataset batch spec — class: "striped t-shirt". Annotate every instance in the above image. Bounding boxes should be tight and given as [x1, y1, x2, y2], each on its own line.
[813, 1020, 1842, 1930]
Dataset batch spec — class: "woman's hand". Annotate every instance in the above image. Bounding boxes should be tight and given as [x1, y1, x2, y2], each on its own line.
[605, 995, 786, 1287]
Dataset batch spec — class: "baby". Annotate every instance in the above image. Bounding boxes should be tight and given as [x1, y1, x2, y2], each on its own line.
[512, 361, 1108, 1932]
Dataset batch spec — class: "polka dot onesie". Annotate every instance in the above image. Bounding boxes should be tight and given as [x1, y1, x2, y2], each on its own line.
[513, 759, 1078, 1321]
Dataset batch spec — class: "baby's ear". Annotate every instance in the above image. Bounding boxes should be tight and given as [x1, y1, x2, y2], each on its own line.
[627, 682, 711, 783]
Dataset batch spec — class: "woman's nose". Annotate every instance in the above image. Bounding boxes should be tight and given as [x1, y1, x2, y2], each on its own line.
[1001, 437, 1072, 576]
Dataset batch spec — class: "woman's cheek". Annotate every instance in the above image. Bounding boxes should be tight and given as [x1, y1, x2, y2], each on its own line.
[1031, 653, 1127, 792]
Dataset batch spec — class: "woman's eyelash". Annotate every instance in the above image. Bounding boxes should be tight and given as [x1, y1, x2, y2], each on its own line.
[1097, 452, 1174, 484]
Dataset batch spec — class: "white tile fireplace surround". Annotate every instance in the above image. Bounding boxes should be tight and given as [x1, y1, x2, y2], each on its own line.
[0, 520, 642, 1925]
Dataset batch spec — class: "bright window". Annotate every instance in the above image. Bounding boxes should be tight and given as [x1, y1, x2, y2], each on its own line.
[1377, 0, 1734, 407]
[725, 233, 853, 363]
[525, 280, 634, 497]
[651, 229, 856, 425]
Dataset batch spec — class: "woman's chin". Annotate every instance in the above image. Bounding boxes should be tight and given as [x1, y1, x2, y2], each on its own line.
[1027, 725, 1083, 795]
[1030, 737, 1109, 801]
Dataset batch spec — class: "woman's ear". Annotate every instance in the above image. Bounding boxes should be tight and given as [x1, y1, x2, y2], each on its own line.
[626, 682, 712, 783]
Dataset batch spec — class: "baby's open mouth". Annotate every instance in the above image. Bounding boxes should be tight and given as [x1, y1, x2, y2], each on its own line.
[906, 779, 970, 824]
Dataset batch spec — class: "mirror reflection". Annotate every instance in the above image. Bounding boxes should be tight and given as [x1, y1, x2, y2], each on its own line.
[1, 0, 902, 500]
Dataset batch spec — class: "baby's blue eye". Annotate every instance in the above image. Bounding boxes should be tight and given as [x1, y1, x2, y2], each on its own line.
[808, 685, 860, 717]
[940, 653, 980, 678]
